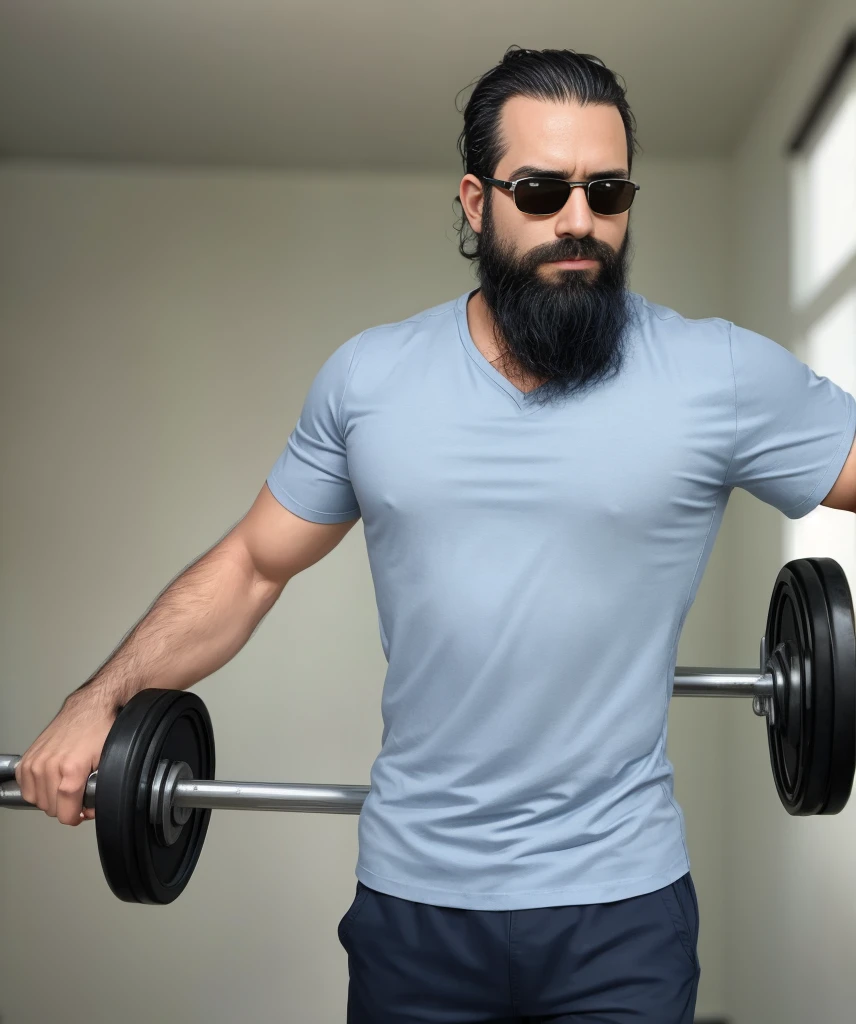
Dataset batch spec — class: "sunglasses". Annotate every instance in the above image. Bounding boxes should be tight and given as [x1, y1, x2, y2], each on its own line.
[481, 175, 640, 217]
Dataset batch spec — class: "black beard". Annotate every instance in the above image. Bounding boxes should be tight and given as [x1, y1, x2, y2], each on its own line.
[476, 198, 635, 406]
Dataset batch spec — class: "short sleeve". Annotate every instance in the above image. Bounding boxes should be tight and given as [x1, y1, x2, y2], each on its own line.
[724, 322, 856, 519]
[266, 333, 364, 524]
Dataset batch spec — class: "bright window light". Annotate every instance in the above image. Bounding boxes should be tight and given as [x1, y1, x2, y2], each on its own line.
[791, 76, 856, 306]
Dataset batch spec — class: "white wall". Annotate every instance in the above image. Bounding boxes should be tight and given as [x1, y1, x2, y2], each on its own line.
[722, 3, 856, 1022]
[0, 158, 733, 1022]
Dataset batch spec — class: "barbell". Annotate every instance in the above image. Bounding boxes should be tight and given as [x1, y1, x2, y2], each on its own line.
[2, 556, 854, 905]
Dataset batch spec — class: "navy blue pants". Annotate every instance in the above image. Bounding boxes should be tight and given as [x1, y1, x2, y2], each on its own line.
[337, 874, 701, 1022]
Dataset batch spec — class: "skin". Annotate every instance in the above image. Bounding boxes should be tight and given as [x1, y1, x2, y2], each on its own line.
[823, 450, 856, 511]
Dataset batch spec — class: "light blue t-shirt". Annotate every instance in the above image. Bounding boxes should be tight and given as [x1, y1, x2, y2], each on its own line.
[267, 289, 856, 910]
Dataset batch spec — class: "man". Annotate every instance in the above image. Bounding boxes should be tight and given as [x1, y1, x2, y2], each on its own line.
[16, 47, 856, 1023]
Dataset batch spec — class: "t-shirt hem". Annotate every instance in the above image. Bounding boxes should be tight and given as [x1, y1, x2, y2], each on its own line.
[265, 475, 360, 524]
[783, 394, 856, 520]
[353, 855, 691, 910]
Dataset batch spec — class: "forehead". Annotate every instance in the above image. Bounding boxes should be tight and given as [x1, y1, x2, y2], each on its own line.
[495, 95, 627, 174]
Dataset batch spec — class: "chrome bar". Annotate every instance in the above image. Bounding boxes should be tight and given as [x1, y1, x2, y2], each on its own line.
[0, 784, 35, 808]
[0, 666, 775, 812]
[0, 754, 20, 782]
[673, 668, 772, 698]
[172, 780, 369, 814]
[0, 778, 368, 813]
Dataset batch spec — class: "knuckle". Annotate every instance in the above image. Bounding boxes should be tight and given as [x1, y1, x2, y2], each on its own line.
[57, 778, 83, 796]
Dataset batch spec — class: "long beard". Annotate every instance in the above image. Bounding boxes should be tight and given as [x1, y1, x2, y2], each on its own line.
[476, 200, 635, 406]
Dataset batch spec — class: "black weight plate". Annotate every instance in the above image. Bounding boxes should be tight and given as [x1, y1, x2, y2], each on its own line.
[812, 558, 856, 813]
[765, 560, 825, 814]
[764, 558, 855, 815]
[95, 689, 215, 904]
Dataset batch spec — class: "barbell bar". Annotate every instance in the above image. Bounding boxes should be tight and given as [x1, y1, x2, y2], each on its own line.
[1, 556, 854, 905]
[0, 670, 781, 814]
[0, 767, 369, 815]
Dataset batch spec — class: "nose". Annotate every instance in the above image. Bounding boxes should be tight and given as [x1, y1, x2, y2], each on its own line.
[553, 184, 596, 238]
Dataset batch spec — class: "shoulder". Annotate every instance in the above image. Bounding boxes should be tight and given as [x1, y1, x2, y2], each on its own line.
[338, 293, 465, 383]
[355, 294, 462, 350]
[633, 294, 802, 376]
[315, 294, 463, 383]
[631, 291, 731, 338]
[628, 292, 738, 384]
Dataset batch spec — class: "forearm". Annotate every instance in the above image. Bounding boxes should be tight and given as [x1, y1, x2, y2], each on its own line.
[69, 539, 282, 714]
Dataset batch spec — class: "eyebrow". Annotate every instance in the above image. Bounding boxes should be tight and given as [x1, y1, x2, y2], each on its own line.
[507, 165, 629, 181]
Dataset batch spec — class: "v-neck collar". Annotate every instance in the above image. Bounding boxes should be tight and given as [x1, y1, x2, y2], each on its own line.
[454, 289, 534, 411]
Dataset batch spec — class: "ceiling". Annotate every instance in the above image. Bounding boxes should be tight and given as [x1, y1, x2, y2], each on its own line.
[0, 0, 813, 173]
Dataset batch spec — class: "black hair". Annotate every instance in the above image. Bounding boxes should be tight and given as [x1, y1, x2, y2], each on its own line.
[454, 46, 642, 260]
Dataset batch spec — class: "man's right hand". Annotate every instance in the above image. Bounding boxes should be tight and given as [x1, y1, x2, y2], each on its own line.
[14, 696, 118, 825]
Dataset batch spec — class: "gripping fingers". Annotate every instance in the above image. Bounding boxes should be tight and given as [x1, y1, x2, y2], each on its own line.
[16, 756, 90, 824]
[42, 760, 63, 817]
[56, 764, 91, 825]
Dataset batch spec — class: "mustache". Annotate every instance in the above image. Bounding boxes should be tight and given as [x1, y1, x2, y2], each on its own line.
[523, 239, 613, 269]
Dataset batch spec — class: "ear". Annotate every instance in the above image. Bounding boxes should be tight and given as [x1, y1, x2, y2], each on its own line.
[459, 174, 486, 236]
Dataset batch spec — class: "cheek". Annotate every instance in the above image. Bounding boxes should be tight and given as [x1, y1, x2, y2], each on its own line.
[489, 197, 518, 235]
[604, 217, 629, 250]
[494, 210, 558, 252]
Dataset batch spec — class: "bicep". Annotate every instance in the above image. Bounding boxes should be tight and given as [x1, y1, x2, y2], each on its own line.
[227, 483, 359, 588]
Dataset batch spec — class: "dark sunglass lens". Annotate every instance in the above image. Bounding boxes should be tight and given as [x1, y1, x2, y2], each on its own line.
[588, 180, 635, 214]
[514, 178, 571, 215]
